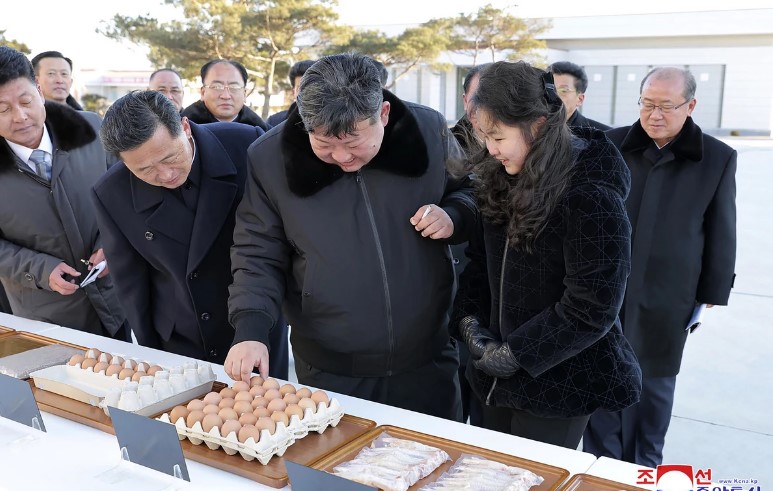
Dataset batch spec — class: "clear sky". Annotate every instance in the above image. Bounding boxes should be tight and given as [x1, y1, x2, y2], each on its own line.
[2, 0, 772, 71]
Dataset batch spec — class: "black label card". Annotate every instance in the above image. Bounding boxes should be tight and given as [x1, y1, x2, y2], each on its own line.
[285, 460, 377, 491]
[0, 374, 46, 431]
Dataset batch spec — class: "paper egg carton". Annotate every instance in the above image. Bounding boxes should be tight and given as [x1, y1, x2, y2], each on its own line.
[157, 398, 345, 464]
[30, 359, 216, 417]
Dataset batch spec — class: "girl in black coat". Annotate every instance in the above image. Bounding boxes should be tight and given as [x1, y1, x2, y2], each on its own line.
[453, 61, 642, 449]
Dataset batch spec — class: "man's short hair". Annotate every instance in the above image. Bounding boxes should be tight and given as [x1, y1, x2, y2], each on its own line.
[296, 53, 384, 137]
[100, 90, 183, 155]
[289, 60, 315, 85]
[640, 66, 697, 101]
[462, 63, 491, 96]
[547, 61, 588, 94]
[200, 59, 248, 85]
[0, 47, 36, 86]
[31, 51, 73, 74]
[149, 68, 183, 83]
[368, 58, 389, 86]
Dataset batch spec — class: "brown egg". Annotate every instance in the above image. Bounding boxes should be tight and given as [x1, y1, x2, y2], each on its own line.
[263, 389, 281, 401]
[85, 348, 102, 359]
[233, 400, 253, 416]
[238, 424, 260, 443]
[249, 385, 266, 397]
[68, 354, 85, 366]
[186, 410, 205, 428]
[298, 398, 317, 414]
[285, 404, 304, 420]
[253, 407, 270, 418]
[234, 391, 253, 402]
[249, 375, 264, 388]
[131, 371, 147, 382]
[279, 383, 296, 396]
[109, 355, 125, 366]
[255, 416, 276, 435]
[201, 413, 223, 433]
[266, 398, 287, 413]
[105, 364, 122, 377]
[81, 358, 98, 370]
[270, 411, 289, 427]
[93, 362, 109, 374]
[98, 352, 112, 363]
[238, 412, 258, 426]
[146, 365, 163, 375]
[295, 387, 312, 399]
[251, 397, 268, 409]
[118, 368, 135, 380]
[135, 362, 149, 373]
[202, 392, 222, 406]
[220, 419, 242, 438]
[218, 398, 235, 409]
[232, 381, 250, 392]
[282, 393, 300, 405]
[169, 406, 189, 424]
[262, 378, 280, 390]
[187, 399, 206, 411]
[218, 407, 239, 421]
[123, 359, 138, 370]
[310, 390, 330, 405]
[202, 404, 220, 415]
[219, 387, 236, 399]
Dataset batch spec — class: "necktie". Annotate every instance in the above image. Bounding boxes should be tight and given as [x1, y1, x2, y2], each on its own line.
[29, 149, 52, 181]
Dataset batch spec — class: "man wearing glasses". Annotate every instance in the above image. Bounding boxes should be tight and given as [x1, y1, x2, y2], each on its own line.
[583, 67, 737, 467]
[148, 68, 185, 112]
[547, 61, 609, 132]
[182, 59, 269, 132]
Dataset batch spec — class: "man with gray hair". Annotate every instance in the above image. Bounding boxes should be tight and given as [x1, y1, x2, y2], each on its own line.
[583, 66, 736, 466]
[225, 53, 476, 421]
[92, 91, 288, 375]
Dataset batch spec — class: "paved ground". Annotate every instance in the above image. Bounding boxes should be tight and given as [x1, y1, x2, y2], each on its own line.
[662, 139, 773, 485]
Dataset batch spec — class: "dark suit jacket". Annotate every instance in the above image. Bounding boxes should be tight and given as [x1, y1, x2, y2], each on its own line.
[568, 110, 611, 132]
[92, 122, 271, 365]
[607, 117, 736, 377]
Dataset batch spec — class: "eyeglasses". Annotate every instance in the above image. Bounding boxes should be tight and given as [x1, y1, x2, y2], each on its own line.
[555, 87, 577, 95]
[203, 83, 245, 94]
[638, 98, 690, 114]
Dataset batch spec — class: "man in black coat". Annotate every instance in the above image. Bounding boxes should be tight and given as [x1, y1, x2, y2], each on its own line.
[92, 91, 288, 376]
[182, 59, 269, 132]
[548, 61, 610, 132]
[583, 67, 736, 467]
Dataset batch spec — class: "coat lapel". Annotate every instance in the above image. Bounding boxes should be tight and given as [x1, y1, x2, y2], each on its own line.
[186, 124, 238, 274]
[131, 170, 194, 245]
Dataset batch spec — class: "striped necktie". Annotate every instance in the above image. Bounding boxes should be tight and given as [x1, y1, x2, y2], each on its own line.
[29, 149, 52, 181]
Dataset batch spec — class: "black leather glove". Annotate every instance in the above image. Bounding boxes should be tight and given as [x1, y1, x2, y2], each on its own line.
[458, 316, 498, 359]
[473, 342, 520, 378]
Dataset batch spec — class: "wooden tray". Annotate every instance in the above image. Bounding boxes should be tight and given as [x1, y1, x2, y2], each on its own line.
[0, 324, 14, 334]
[0, 330, 84, 359]
[311, 425, 570, 491]
[558, 473, 649, 491]
[179, 413, 377, 488]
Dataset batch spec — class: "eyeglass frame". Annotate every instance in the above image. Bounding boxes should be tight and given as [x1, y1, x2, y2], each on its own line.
[203, 83, 246, 94]
[555, 86, 578, 95]
[637, 97, 691, 114]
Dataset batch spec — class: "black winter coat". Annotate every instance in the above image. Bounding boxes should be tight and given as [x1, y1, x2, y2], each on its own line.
[228, 91, 477, 377]
[182, 100, 270, 132]
[568, 111, 610, 132]
[608, 117, 736, 377]
[454, 128, 642, 418]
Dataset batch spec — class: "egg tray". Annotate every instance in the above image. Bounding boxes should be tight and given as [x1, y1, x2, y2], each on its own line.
[157, 398, 345, 464]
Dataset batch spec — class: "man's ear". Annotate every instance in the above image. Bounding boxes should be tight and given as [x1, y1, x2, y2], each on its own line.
[380, 101, 390, 127]
[577, 93, 585, 108]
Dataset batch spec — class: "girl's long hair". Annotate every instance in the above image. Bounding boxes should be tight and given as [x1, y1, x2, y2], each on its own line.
[471, 61, 576, 252]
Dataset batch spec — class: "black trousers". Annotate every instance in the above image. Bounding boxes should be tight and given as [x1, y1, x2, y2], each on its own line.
[294, 340, 463, 422]
[482, 404, 590, 449]
[583, 375, 677, 467]
[457, 341, 484, 425]
[0, 285, 11, 314]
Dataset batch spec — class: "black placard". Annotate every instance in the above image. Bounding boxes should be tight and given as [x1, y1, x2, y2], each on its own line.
[285, 460, 377, 491]
[109, 406, 190, 481]
[0, 373, 46, 431]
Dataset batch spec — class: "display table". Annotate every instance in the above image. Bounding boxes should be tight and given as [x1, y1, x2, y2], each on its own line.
[1, 320, 599, 490]
[585, 456, 654, 487]
[0, 312, 60, 334]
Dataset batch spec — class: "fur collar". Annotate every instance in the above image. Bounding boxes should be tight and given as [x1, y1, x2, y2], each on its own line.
[181, 100, 268, 131]
[0, 101, 96, 170]
[282, 90, 429, 197]
[620, 116, 703, 162]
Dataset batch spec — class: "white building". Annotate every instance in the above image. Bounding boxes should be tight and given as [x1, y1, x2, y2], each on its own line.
[388, 8, 773, 136]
